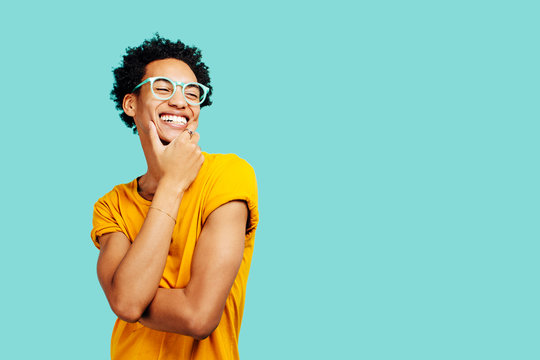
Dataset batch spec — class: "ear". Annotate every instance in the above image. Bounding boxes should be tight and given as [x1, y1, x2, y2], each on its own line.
[123, 93, 137, 117]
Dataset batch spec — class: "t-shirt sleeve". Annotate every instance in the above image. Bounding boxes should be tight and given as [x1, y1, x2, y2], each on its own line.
[90, 194, 123, 249]
[202, 156, 259, 235]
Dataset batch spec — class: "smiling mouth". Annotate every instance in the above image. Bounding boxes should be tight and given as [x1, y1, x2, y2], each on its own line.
[160, 114, 187, 125]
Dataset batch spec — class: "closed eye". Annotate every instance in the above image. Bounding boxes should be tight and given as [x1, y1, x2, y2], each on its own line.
[185, 92, 199, 99]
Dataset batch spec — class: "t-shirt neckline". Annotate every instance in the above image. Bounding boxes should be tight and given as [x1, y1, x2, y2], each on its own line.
[132, 177, 152, 206]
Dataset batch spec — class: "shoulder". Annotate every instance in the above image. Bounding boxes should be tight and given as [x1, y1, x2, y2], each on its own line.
[201, 152, 256, 180]
[93, 179, 138, 209]
[197, 153, 258, 227]
[91, 179, 137, 248]
[203, 152, 254, 170]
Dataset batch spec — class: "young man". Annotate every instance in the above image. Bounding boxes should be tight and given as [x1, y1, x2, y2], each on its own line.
[91, 35, 258, 359]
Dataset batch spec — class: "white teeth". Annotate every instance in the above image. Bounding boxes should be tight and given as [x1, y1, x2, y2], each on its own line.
[161, 114, 187, 125]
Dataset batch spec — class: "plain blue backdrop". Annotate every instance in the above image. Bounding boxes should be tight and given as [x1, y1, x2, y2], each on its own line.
[1, 0, 538, 358]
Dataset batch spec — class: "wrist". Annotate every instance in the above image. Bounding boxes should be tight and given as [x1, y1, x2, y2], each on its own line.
[158, 177, 188, 194]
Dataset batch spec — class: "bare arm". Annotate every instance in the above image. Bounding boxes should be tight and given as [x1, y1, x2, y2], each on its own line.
[96, 121, 204, 323]
[96, 181, 183, 323]
[138, 200, 248, 340]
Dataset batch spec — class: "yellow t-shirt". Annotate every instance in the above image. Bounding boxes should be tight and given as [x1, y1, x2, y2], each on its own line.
[91, 153, 259, 360]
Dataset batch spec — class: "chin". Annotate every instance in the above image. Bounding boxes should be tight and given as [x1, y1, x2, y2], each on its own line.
[159, 129, 182, 144]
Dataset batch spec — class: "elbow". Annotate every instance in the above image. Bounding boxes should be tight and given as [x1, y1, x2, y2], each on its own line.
[116, 310, 143, 324]
[110, 298, 145, 324]
[188, 312, 221, 340]
[190, 325, 218, 341]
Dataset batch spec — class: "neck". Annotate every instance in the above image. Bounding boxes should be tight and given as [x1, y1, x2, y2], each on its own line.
[136, 127, 162, 201]
[137, 171, 160, 201]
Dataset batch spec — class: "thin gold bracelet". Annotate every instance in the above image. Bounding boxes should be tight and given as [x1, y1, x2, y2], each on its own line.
[149, 206, 176, 224]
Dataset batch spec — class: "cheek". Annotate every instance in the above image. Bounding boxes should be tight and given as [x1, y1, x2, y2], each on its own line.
[133, 101, 160, 128]
[138, 98, 160, 116]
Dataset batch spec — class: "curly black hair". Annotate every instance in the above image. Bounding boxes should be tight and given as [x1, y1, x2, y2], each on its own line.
[111, 34, 213, 133]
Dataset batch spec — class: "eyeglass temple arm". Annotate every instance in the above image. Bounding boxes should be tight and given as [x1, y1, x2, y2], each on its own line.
[132, 78, 152, 92]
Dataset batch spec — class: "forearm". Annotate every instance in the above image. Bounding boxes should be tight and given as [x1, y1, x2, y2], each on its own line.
[138, 201, 247, 338]
[139, 288, 194, 335]
[139, 287, 221, 340]
[110, 179, 184, 319]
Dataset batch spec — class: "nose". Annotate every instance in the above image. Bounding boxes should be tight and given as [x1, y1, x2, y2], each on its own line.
[167, 86, 187, 108]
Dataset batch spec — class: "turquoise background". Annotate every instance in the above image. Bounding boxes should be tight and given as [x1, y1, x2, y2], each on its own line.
[1, 0, 538, 358]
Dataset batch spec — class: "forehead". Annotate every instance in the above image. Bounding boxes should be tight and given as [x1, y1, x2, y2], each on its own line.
[143, 58, 197, 82]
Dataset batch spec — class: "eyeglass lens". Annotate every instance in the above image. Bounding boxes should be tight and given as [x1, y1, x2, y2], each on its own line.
[151, 78, 205, 104]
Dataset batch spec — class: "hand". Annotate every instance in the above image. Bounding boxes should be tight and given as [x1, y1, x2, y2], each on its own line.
[146, 121, 205, 192]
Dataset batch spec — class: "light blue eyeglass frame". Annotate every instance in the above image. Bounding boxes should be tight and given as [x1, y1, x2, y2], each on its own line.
[132, 76, 210, 106]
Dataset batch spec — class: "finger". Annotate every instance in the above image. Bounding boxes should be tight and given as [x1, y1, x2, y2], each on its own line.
[178, 128, 200, 144]
[172, 128, 193, 145]
[147, 121, 164, 151]
[190, 131, 200, 144]
[185, 121, 200, 140]
[185, 120, 198, 133]
[197, 145, 204, 159]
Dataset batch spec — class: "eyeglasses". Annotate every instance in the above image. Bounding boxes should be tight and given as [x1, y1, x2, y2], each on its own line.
[132, 77, 210, 106]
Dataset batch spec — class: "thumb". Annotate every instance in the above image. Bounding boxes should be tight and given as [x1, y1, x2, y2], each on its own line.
[147, 121, 163, 151]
